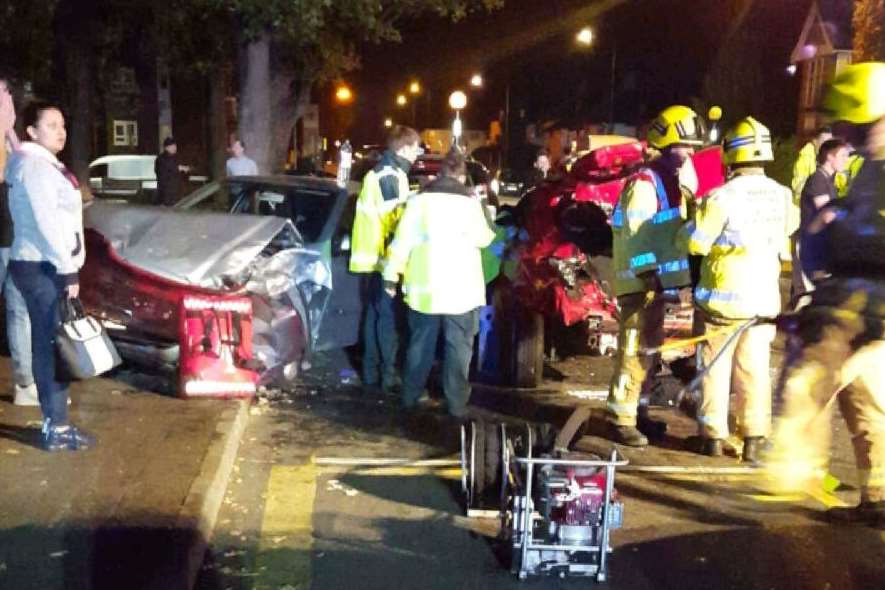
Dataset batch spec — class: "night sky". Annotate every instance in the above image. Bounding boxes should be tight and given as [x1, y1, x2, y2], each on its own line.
[338, 0, 824, 144]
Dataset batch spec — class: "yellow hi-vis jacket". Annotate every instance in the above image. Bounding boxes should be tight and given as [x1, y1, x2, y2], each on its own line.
[677, 168, 792, 319]
[791, 142, 817, 202]
[383, 177, 496, 315]
[349, 151, 411, 273]
[612, 167, 691, 296]
[835, 153, 865, 197]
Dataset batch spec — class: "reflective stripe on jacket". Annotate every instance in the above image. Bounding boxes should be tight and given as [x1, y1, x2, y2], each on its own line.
[382, 176, 495, 315]
[349, 151, 411, 273]
[677, 169, 791, 319]
[612, 167, 691, 296]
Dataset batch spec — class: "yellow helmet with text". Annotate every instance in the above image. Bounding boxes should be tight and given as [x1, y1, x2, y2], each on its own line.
[722, 116, 773, 165]
[823, 62, 885, 124]
[646, 105, 705, 150]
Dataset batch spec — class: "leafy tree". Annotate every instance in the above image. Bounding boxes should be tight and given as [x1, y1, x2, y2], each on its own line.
[853, 0, 885, 61]
[208, 0, 504, 172]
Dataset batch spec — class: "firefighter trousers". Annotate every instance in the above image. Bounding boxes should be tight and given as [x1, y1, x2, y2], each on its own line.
[607, 291, 665, 427]
[768, 306, 885, 502]
[696, 312, 776, 440]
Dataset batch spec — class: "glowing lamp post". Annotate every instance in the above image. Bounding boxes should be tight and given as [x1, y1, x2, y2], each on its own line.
[449, 90, 467, 148]
[335, 84, 353, 105]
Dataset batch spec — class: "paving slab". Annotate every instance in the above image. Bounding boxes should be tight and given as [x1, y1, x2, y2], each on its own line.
[0, 358, 248, 590]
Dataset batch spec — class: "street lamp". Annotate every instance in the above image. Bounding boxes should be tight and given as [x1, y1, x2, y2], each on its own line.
[408, 81, 421, 126]
[334, 84, 353, 105]
[576, 26, 616, 131]
[384, 117, 393, 129]
[396, 93, 407, 107]
[470, 73, 483, 88]
[576, 27, 593, 47]
[449, 90, 467, 148]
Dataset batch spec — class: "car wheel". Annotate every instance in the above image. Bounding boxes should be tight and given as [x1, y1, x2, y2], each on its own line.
[513, 310, 544, 388]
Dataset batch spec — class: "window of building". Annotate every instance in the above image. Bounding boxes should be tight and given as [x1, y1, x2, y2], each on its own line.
[113, 120, 138, 147]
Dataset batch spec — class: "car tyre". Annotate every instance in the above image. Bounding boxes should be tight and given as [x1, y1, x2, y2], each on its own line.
[513, 310, 544, 388]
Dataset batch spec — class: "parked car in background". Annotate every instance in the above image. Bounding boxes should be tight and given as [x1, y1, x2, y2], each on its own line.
[88, 154, 208, 203]
[88, 155, 157, 201]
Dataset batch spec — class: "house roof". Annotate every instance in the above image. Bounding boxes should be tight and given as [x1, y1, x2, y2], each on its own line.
[791, 0, 853, 63]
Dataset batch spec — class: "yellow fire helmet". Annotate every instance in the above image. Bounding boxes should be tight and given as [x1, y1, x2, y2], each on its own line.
[722, 116, 773, 166]
[823, 62, 885, 125]
[646, 105, 705, 150]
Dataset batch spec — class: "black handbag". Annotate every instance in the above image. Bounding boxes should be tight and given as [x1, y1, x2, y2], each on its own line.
[56, 297, 122, 380]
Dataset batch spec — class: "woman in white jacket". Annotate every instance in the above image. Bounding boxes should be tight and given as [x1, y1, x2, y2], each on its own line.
[6, 102, 91, 451]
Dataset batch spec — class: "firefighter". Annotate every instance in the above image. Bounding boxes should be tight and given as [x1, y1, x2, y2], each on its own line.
[677, 117, 792, 460]
[349, 126, 422, 395]
[605, 105, 700, 447]
[766, 62, 885, 526]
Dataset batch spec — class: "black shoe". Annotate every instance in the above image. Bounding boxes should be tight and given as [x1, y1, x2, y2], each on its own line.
[685, 435, 723, 457]
[742, 436, 765, 464]
[637, 412, 668, 439]
[43, 423, 95, 452]
[826, 501, 885, 527]
[608, 424, 648, 447]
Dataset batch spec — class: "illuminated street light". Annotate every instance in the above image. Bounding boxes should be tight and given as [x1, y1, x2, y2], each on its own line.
[470, 73, 483, 88]
[786, 64, 797, 76]
[396, 93, 407, 107]
[576, 27, 593, 47]
[384, 117, 393, 128]
[335, 84, 353, 104]
[449, 90, 468, 147]
[448, 90, 467, 111]
[409, 80, 421, 95]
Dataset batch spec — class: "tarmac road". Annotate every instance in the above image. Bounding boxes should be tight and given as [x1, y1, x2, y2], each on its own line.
[197, 349, 885, 590]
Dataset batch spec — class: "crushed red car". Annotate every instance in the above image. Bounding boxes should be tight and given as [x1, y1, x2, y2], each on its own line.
[484, 137, 725, 387]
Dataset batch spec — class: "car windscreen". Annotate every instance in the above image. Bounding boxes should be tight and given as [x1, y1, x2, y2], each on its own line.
[229, 183, 338, 244]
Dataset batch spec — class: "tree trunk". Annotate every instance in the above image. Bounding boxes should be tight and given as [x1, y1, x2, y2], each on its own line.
[64, 40, 94, 186]
[134, 41, 160, 154]
[238, 32, 272, 173]
[207, 66, 228, 181]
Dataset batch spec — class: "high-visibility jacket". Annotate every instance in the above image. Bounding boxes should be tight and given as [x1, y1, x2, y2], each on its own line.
[349, 151, 411, 273]
[677, 168, 792, 319]
[790, 142, 817, 235]
[835, 153, 865, 197]
[612, 167, 691, 296]
[383, 176, 496, 315]
[791, 142, 817, 202]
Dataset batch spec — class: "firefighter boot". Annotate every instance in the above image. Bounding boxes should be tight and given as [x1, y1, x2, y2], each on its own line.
[685, 435, 724, 457]
[742, 436, 765, 464]
[826, 501, 885, 527]
[608, 424, 648, 447]
[637, 405, 667, 440]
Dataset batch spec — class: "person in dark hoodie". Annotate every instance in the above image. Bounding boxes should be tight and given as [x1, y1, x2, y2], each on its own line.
[383, 148, 496, 417]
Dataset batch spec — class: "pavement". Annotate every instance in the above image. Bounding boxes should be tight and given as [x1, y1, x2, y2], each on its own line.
[0, 358, 249, 590]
